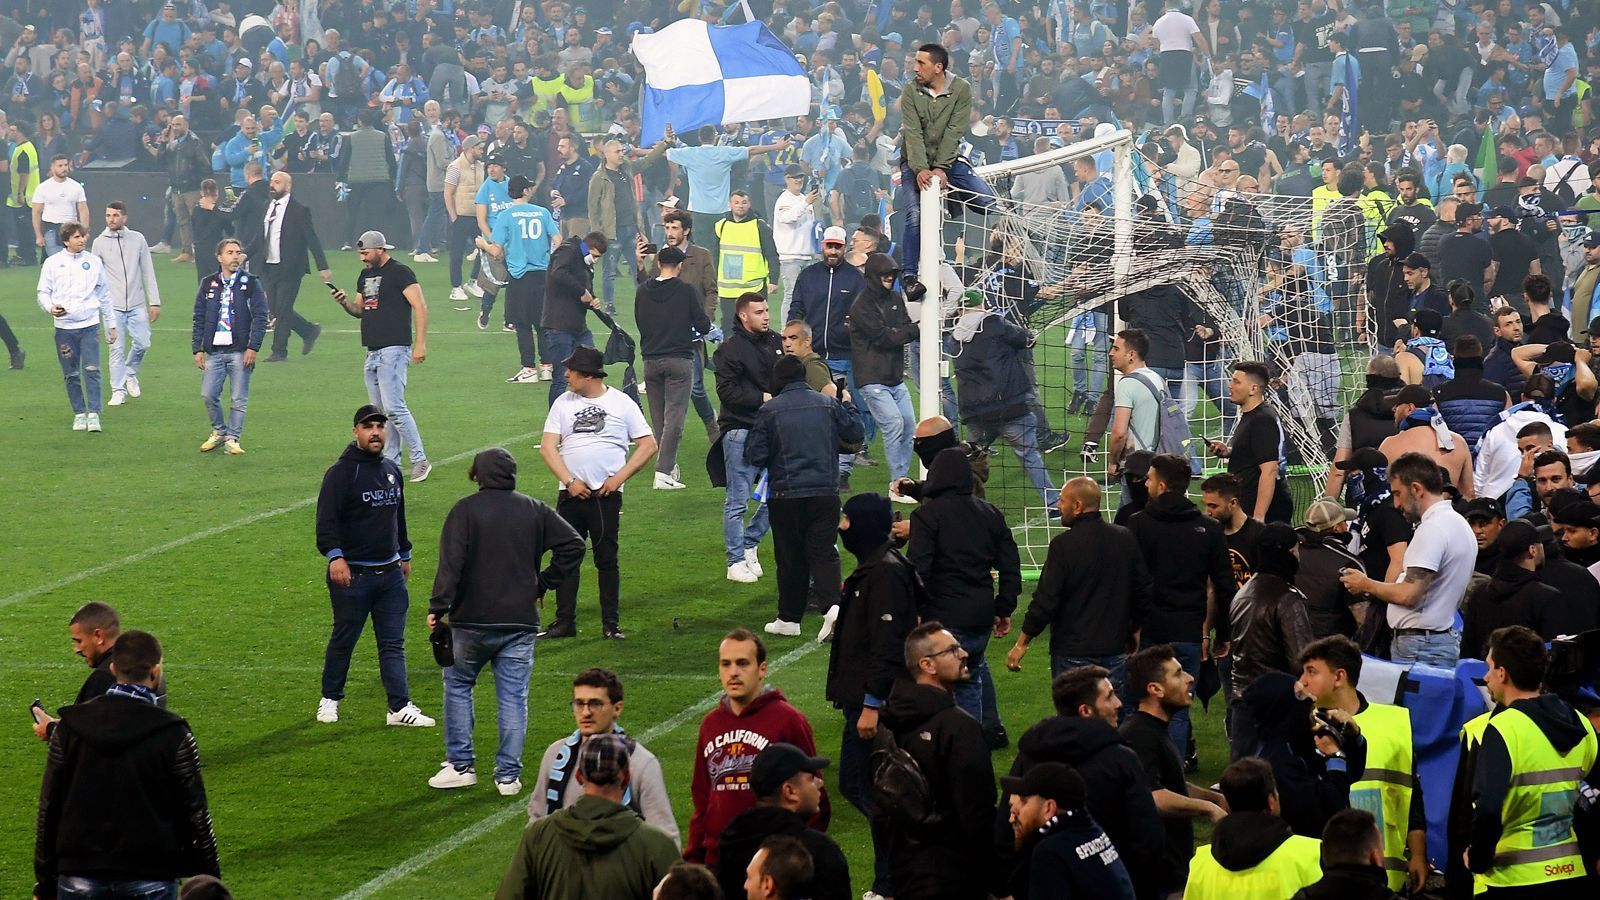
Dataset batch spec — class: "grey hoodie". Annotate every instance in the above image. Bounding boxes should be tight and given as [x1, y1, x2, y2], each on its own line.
[92, 226, 162, 313]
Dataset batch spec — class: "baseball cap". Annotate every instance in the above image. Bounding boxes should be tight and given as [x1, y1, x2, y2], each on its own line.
[1304, 498, 1356, 532]
[1519, 175, 1541, 187]
[462, 134, 484, 150]
[1584, 231, 1600, 249]
[236, 58, 253, 71]
[820, 110, 841, 122]
[1410, 307, 1444, 336]
[656, 195, 681, 210]
[1258, 522, 1301, 551]
[1392, 383, 1435, 408]
[1457, 202, 1484, 220]
[656, 245, 686, 266]
[1554, 499, 1600, 528]
[1402, 251, 1431, 270]
[999, 761, 1088, 807]
[356, 230, 394, 250]
[1538, 342, 1577, 365]
[354, 404, 388, 426]
[822, 226, 848, 245]
[750, 743, 830, 796]
[1122, 449, 1154, 480]
[1548, 487, 1588, 520]
[884, 32, 904, 44]
[1490, 205, 1519, 221]
[486, 151, 507, 167]
[784, 164, 806, 178]
[577, 733, 631, 786]
[1334, 446, 1389, 472]
[1461, 497, 1506, 521]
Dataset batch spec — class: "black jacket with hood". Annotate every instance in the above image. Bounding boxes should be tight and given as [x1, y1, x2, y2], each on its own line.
[428, 448, 586, 630]
[714, 805, 852, 900]
[1469, 693, 1600, 874]
[1024, 510, 1152, 657]
[712, 323, 784, 431]
[35, 694, 221, 897]
[1240, 673, 1366, 838]
[1293, 526, 1366, 639]
[906, 448, 1022, 630]
[828, 495, 928, 710]
[315, 441, 412, 566]
[848, 253, 919, 388]
[996, 715, 1166, 900]
[1367, 223, 1415, 347]
[1460, 561, 1558, 659]
[880, 679, 999, 900]
[1346, 374, 1403, 452]
[1128, 491, 1235, 645]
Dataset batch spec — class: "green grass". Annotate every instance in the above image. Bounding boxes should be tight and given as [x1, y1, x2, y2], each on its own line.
[0, 251, 1232, 898]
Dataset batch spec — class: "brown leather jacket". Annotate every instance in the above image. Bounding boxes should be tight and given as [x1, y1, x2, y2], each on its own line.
[1228, 573, 1315, 702]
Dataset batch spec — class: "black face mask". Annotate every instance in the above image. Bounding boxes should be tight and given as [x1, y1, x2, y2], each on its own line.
[840, 494, 893, 560]
[912, 428, 957, 469]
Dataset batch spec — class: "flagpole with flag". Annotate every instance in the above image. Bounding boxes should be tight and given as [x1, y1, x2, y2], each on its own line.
[1475, 124, 1498, 191]
[1259, 71, 1275, 136]
[632, 19, 812, 145]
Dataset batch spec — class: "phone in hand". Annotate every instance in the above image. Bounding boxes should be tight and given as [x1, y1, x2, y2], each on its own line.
[324, 281, 339, 293]
[832, 374, 849, 397]
[30, 699, 46, 725]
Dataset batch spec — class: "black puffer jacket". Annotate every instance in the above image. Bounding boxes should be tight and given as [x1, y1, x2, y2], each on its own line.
[906, 448, 1022, 630]
[1128, 492, 1235, 645]
[996, 716, 1165, 900]
[745, 381, 865, 499]
[35, 695, 220, 897]
[848, 253, 919, 387]
[880, 680, 999, 900]
[428, 448, 586, 630]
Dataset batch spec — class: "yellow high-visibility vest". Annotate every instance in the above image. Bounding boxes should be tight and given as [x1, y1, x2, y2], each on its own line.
[715, 217, 769, 299]
[8, 140, 39, 209]
[1474, 705, 1597, 893]
[1184, 832, 1322, 900]
[1351, 701, 1417, 892]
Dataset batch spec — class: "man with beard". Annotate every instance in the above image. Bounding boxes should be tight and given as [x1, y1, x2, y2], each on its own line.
[1553, 499, 1600, 572]
[716, 744, 851, 900]
[1364, 224, 1415, 348]
[1003, 762, 1137, 900]
[257, 171, 330, 363]
[1460, 520, 1558, 658]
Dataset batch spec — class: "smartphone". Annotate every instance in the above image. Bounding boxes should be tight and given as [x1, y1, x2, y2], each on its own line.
[641, 243, 659, 256]
[30, 699, 46, 724]
[324, 281, 339, 293]
[832, 374, 849, 397]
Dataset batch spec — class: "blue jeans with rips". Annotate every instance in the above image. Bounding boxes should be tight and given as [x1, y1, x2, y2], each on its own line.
[443, 626, 536, 783]
[1166, 641, 1203, 754]
[721, 427, 771, 566]
[201, 350, 253, 438]
[364, 345, 426, 465]
[321, 567, 412, 711]
[55, 324, 103, 414]
[56, 877, 177, 900]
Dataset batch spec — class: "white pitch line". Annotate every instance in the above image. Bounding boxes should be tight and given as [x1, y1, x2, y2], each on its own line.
[335, 641, 823, 900]
[0, 433, 543, 611]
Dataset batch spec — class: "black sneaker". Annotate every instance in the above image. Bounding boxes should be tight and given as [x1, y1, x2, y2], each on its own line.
[603, 628, 627, 640]
[477, 310, 489, 330]
[985, 727, 1010, 750]
[264, 352, 288, 363]
[1040, 431, 1072, 453]
[838, 473, 852, 493]
[538, 622, 577, 639]
[8, 347, 22, 370]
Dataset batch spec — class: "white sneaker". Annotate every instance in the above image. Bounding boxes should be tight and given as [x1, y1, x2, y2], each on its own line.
[428, 761, 478, 789]
[863, 893, 889, 900]
[72, 413, 88, 431]
[413, 252, 439, 263]
[495, 779, 523, 796]
[317, 698, 339, 723]
[764, 618, 802, 637]
[654, 471, 687, 490]
[124, 374, 141, 398]
[744, 548, 763, 577]
[507, 367, 540, 384]
[465, 281, 484, 298]
[149, 241, 172, 254]
[386, 702, 437, 727]
[85, 413, 102, 432]
[410, 459, 433, 483]
[538, 364, 553, 381]
[108, 390, 127, 406]
[449, 286, 468, 301]
[817, 604, 839, 643]
[889, 490, 917, 504]
[466, 248, 479, 262]
[727, 561, 758, 583]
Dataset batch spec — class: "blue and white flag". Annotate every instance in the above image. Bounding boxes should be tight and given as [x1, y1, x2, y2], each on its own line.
[1337, 53, 1358, 159]
[633, 19, 811, 145]
[1258, 71, 1275, 136]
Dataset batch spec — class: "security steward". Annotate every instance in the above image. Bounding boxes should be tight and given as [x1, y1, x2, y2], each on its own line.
[1466, 625, 1599, 899]
[713, 190, 780, 329]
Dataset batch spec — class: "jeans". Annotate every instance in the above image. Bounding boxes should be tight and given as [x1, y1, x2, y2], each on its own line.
[839, 707, 894, 895]
[55, 324, 103, 414]
[721, 428, 771, 566]
[1165, 641, 1203, 756]
[779, 257, 809, 323]
[1069, 312, 1109, 404]
[601, 224, 637, 309]
[644, 355, 694, 476]
[825, 357, 876, 470]
[506, 270, 546, 368]
[1051, 653, 1129, 712]
[971, 413, 1059, 508]
[321, 566, 412, 711]
[364, 345, 426, 465]
[859, 382, 916, 482]
[56, 877, 177, 900]
[443, 626, 536, 782]
[905, 339, 960, 425]
[1301, 61, 1332, 110]
[108, 306, 152, 391]
[553, 491, 622, 630]
[899, 159, 995, 277]
[1183, 359, 1237, 434]
[43, 223, 65, 258]
[1391, 629, 1461, 668]
[543, 327, 595, 403]
[691, 342, 717, 432]
[201, 350, 253, 438]
[416, 191, 447, 254]
[949, 626, 1003, 735]
[427, 63, 468, 110]
[1159, 50, 1198, 124]
[768, 494, 841, 623]
[402, 182, 428, 250]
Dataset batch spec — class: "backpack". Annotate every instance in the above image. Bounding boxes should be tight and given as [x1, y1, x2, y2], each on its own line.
[1127, 370, 1201, 474]
[869, 730, 942, 832]
[332, 51, 361, 100]
[1551, 158, 1585, 208]
[841, 166, 878, 221]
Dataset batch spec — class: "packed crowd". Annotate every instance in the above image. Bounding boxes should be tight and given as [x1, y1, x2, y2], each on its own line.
[14, 0, 1600, 900]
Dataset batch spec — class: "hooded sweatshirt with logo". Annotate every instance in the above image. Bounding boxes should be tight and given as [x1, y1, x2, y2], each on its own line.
[494, 793, 679, 900]
[315, 441, 412, 566]
[685, 686, 827, 866]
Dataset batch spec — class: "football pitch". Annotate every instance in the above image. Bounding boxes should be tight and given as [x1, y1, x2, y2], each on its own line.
[0, 254, 1230, 897]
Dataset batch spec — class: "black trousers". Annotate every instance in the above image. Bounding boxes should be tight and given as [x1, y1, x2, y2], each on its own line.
[768, 494, 840, 624]
[0, 313, 18, 354]
[505, 269, 546, 368]
[553, 490, 621, 630]
[261, 262, 315, 355]
[346, 183, 389, 244]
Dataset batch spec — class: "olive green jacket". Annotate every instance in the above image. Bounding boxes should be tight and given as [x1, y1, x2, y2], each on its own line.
[901, 74, 972, 173]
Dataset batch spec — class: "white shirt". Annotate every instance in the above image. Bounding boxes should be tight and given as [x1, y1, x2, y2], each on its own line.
[1389, 498, 1476, 632]
[1152, 11, 1201, 52]
[541, 386, 652, 490]
[36, 249, 112, 330]
[1545, 155, 1590, 198]
[31, 177, 88, 225]
[772, 189, 816, 260]
[264, 193, 290, 265]
[1473, 407, 1565, 500]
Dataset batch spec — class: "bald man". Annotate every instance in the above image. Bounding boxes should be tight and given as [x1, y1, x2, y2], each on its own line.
[259, 171, 332, 362]
[889, 416, 992, 540]
[1006, 477, 1151, 685]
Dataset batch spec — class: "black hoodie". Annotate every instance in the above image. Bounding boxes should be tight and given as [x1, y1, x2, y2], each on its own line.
[1460, 562, 1558, 659]
[1128, 492, 1235, 645]
[880, 679, 998, 899]
[1469, 693, 1600, 874]
[315, 441, 411, 566]
[996, 715, 1166, 900]
[428, 448, 586, 630]
[827, 505, 926, 709]
[714, 805, 852, 900]
[848, 253, 919, 388]
[907, 448, 1022, 630]
[35, 695, 220, 897]
[634, 274, 711, 359]
[1367, 223, 1415, 347]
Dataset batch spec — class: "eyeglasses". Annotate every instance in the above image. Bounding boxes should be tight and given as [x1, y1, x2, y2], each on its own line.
[571, 699, 612, 712]
[924, 644, 964, 661]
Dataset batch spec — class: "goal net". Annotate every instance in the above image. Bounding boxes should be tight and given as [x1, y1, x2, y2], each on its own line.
[915, 128, 1377, 571]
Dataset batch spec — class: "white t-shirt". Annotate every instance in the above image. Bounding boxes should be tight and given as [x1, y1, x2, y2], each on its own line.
[541, 386, 652, 490]
[1152, 11, 1200, 52]
[1388, 498, 1476, 631]
[31, 178, 88, 225]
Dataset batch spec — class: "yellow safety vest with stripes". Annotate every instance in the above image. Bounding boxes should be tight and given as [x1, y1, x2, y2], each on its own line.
[529, 75, 564, 116]
[8, 139, 39, 209]
[1184, 833, 1323, 900]
[715, 217, 769, 299]
[1351, 701, 1417, 892]
[1475, 705, 1598, 893]
[555, 75, 601, 134]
